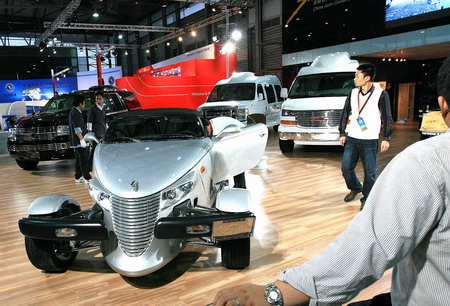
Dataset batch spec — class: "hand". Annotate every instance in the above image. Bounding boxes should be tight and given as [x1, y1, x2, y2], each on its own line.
[80, 139, 87, 148]
[339, 136, 346, 146]
[380, 140, 390, 152]
[213, 283, 266, 306]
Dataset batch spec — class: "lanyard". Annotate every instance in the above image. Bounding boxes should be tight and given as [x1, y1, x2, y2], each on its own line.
[357, 86, 374, 117]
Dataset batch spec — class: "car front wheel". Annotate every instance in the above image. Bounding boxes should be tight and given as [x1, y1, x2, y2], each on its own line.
[279, 139, 294, 153]
[16, 159, 39, 169]
[24, 206, 80, 273]
[220, 238, 250, 270]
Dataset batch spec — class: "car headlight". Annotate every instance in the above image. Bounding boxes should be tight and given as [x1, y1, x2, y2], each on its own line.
[89, 184, 112, 211]
[7, 128, 17, 141]
[282, 109, 297, 116]
[160, 170, 197, 210]
[237, 108, 249, 122]
[56, 125, 70, 135]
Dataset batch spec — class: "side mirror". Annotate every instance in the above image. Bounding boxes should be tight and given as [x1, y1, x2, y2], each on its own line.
[280, 88, 288, 98]
[258, 93, 264, 101]
[84, 132, 99, 144]
[215, 124, 241, 138]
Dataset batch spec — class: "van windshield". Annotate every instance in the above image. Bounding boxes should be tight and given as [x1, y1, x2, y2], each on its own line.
[289, 72, 355, 98]
[207, 84, 256, 102]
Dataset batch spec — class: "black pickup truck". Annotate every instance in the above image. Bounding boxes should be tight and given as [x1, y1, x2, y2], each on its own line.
[7, 86, 140, 169]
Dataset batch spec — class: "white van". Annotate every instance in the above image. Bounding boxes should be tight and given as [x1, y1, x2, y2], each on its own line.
[198, 72, 284, 128]
[278, 52, 359, 152]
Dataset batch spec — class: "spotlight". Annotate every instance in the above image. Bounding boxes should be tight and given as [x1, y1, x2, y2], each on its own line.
[178, 37, 183, 42]
[166, 42, 170, 46]
[146, 49, 150, 53]
[124, 50, 128, 55]
[191, 31, 197, 37]
[118, 34, 123, 39]
[231, 30, 242, 41]
[93, 10, 99, 18]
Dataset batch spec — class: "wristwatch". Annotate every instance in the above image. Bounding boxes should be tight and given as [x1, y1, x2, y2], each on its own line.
[265, 283, 283, 306]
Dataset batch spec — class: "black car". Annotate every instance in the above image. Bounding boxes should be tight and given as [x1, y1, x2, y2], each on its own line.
[7, 86, 140, 169]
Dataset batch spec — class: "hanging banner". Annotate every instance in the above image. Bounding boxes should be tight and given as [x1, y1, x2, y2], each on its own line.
[0, 77, 78, 103]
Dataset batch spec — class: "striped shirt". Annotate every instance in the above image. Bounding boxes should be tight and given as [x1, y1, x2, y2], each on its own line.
[278, 132, 450, 305]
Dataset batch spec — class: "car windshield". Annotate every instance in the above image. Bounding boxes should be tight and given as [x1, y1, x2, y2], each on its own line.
[40, 94, 96, 113]
[288, 72, 355, 98]
[104, 113, 206, 143]
[207, 83, 256, 102]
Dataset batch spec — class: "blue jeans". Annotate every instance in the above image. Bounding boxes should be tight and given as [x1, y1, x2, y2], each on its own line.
[341, 137, 378, 202]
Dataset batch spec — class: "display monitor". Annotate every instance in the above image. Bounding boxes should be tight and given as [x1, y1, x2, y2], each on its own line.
[385, 0, 450, 28]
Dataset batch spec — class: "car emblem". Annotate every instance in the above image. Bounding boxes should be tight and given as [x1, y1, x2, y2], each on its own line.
[131, 180, 139, 192]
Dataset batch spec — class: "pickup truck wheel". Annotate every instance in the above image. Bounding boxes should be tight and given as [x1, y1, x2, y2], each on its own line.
[16, 159, 39, 169]
[220, 238, 250, 270]
[279, 139, 294, 153]
[24, 206, 80, 273]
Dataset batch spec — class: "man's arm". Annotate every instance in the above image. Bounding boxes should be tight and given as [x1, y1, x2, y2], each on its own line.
[338, 92, 352, 145]
[277, 144, 443, 304]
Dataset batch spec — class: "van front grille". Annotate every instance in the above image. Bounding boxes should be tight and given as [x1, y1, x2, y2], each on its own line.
[294, 110, 342, 128]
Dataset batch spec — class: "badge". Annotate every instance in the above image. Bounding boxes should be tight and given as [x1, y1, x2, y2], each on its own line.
[357, 117, 367, 131]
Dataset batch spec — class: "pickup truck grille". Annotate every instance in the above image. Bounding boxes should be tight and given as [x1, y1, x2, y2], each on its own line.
[294, 110, 342, 128]
[202, 106, 238, 120]
[15, 126, 67, 142]
[8, 142, 70, 152]
[111, 192, 160, 257]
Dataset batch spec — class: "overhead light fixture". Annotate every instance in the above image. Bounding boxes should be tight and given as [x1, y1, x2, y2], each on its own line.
[124, 50, 128, 55]
[118, 34, 123, 40]
[93, 10, 99, 18]
[146, 49, 150, 53]
[166, 42, 170, 46]
[231, 30, 242, 41]
[191, 31, 197, 37]
[178, 37, 183, 42]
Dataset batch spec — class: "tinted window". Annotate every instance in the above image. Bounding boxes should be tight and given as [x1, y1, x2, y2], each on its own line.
[257, 84, 265, 100]
[274, 85, 283, 101]
[265, 84, 276, 103]
[289, 72, 355, 98]
[207, 84, 256, 102]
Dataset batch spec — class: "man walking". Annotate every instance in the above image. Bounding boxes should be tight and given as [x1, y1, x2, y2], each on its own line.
[339, 64, 393, 210]
[87, 91, 107, 172]
[69, 95, 91, 183]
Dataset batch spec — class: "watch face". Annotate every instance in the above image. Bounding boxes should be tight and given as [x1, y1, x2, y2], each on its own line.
[269, 290, 279, 300]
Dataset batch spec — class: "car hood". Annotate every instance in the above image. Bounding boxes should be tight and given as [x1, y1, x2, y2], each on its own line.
[16, 110, 71, 127]
[282, 96, 346, 111]
[94, 138, 211, 198]
[198, 101, 241, 109]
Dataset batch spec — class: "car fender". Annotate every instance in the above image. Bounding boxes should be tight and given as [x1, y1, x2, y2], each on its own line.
[27, 194, 81, 215]
[216, 189, 251, 213]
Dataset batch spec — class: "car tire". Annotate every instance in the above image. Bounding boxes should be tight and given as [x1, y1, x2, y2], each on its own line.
[220, 238, 250, 270]
[24, 205, 80, 273]
[16, 159, 39, 169]
[273, 125, 279, 133]
[279, 139, 294, 153]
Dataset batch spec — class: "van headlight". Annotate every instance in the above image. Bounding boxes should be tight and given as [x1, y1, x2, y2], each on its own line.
[8, 128, 17, 141]
[161, 170, 197, 210]
[237, 108, 248, 122]
[89, 185, 112, 211]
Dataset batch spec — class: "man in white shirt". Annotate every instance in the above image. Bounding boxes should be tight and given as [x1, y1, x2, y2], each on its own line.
[212, 56, 450, 306]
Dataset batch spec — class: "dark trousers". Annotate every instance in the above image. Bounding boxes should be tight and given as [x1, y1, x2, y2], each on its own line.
[348, 292, 391, 306]
[233, 172, 246, 189]
[74, 147, 91, 180]
[341, 137, 378, 202]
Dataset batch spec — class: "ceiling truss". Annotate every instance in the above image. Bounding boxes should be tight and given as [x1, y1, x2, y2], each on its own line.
[44, 22, 178, 33]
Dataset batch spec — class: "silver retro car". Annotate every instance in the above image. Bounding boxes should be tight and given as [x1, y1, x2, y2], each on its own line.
[18, 108, 268, 277]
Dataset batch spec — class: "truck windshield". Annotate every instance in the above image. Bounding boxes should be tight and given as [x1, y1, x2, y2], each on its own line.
[207, 83, 256, 102]
[40, 95, 95, 113]
[289, 72, 355, 98]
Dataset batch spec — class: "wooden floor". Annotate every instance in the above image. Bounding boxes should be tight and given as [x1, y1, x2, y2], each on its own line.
[0, 123, 421, 306]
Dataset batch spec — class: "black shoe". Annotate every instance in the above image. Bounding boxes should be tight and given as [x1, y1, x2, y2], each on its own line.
[360, 201, 366, 211]
[344, 190, 361, 202]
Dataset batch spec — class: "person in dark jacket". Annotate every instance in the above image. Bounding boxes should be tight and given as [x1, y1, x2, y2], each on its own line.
[69, 95, 91, 183]
[87, 91, 107, 172]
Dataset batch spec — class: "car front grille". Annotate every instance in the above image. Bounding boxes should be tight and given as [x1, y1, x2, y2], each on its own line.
[294, 110, 342, 128]
[15, 126, 62, 142]
[8, 142, 71, 152]
[111, 192, 160, 257]
[202, 106, 238, 120]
